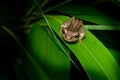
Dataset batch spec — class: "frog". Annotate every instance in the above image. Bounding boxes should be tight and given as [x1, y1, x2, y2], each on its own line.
[60, 17, 85, 42]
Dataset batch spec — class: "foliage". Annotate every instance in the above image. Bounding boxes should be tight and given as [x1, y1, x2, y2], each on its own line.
[0, 0, 120, 80]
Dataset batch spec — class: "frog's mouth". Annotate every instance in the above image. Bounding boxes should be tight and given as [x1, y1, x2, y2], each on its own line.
[62, 35, 79, 43]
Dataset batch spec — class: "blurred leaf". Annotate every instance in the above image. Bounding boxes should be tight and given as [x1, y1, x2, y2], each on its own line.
[27, 19, 70, 80]
[1, 26, 50, 80]
[109, 48, 120, 64]
[26, 0, 49, 16]
[85, 25, 120, 30]
[109, 0, 120, 7]
[43, 15, 120, 79]
[22, 52, 50, 80]
[55, 4, 120, 25]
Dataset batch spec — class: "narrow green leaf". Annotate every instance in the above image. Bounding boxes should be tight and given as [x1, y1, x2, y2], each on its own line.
[44, 15, 120, 80]
[85, 25, 120, 30]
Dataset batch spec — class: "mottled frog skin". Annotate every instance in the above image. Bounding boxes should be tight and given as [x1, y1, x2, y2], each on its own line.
[60, 17, 85, 42]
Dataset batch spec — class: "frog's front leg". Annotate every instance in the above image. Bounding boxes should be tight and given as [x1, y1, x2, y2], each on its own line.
[78, 32, 85, 43]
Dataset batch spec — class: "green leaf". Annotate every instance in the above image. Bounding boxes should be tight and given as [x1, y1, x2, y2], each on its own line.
[1, 26, 50, 80]
[44, 15, 120, 79]
[27, 19, 70, 80]
[22, 53, 50, 80]
[109, 48, 120, 64]
[85, 25, 120, 30]
[55, 4, 120, 25]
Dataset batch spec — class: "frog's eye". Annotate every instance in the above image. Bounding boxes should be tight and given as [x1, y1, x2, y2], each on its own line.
[74, 33, 79, 38]
[62, 29, 68, 34]
[62, 29, 65, 34]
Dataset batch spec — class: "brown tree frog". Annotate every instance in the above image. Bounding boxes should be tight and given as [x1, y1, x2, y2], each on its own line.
[60, 17, 85, 42]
